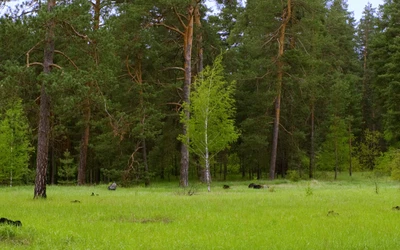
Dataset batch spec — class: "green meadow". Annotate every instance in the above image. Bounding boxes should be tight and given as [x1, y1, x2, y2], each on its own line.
[2, 173, 400, 249]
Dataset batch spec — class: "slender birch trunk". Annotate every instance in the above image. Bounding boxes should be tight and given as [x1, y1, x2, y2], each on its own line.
[204, 108, 211, 192]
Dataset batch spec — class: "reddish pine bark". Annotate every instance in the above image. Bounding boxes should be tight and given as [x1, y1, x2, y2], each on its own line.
[179, 4, 195, 187]
[270, 0, 292, 180]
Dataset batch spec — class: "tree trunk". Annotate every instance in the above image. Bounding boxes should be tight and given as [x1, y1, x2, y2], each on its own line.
[270, 1, 291, 180]
[78, 103, 90, 185]
[77, 0, 101, 185]
[309, 103, 315, 179]
[195, 1, 203, 74]
[34, 0, 56, 199]
[205, 147, 211, 192]
[180, 4, 195, 187]
[143, 139, 150, 186]
[204, 107, 211, 192]
[194, 1, 206, 183]
[34, 84, 50, 198]
[334, 118, 338, 180]
[136, 55, 150, 186]
[50, 135, 56, 185]
[362, 19, 369, 131]
[222, 151, 228, 181]
[348, 122, 352, 176]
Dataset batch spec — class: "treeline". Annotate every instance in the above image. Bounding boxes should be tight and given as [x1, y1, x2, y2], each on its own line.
[0, 0, 399, 189]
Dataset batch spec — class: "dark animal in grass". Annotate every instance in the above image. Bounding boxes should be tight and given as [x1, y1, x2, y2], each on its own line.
[392, 206, 400, 210]
[0, 217, 22, 227]
[108, 182, 117, 190]
[71, 200, 81, 203]
[327, 210, 339, 216]
[223, 185, 230, 189]
[249, 183, 264, 189]
[91, 192, 99, 196]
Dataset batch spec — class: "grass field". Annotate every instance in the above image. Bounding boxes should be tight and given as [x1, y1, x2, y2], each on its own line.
[1, 173, 400, 249]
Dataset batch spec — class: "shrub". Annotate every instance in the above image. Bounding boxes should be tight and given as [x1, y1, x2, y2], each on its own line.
[58, 150, 76, 185]
[357, 129, 382, 170]
[374, 148, 400, 180]
[305, 183, 313, 196]
[286, 170, 300, 182]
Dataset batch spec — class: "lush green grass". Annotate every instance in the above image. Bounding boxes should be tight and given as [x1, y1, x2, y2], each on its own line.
[2, 173, 400, 249]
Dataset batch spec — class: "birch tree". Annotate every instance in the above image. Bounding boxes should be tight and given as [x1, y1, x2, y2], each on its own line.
[0, 100, 33, 186]
[179, 55, 239, 192]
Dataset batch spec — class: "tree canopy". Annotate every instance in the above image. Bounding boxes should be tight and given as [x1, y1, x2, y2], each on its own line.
[0, 0, 398, 192]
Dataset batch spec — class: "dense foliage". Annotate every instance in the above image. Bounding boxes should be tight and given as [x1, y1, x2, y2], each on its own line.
[0, 0, 398, 187]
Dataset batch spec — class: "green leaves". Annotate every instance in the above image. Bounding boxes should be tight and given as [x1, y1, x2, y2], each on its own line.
[0, 99, 33, 185]
[179, 54, 239, 158]
[58, 150, 76, 184]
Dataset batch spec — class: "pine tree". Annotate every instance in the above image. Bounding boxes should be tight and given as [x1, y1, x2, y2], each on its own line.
[357, 3, 378, 131]
[370, 0, 400, 147]
[34, 0, 56, 199]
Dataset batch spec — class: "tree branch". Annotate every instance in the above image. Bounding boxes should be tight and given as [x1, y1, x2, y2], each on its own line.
[155, 22, 184, 37]
[54, 50, 78, 70]
[263, 30, 279, 47]
[63, 21, 92, 43]
[50, 64, 62, 70]
[161, 66, 185, 72]
[279, 123, 293, 136]
[28, 62, 44, 68]
[174, 6, 187, 29]
[26, 40, 43, 67]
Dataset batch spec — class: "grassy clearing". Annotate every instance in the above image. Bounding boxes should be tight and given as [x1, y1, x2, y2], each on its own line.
[1, 173, 400, 249]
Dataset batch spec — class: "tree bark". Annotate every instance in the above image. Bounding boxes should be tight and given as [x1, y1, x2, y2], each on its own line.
[348, 122, 352, 176]
[135, 54, 150, 186]
[142, 139, 150, 186]
[195, 2, 203, 74]
[34, 0, 56, 198]
[362, 15, 370, 131]
[194, 1, 206, 182]
[270, 1, 291, 180]
[77, 0, 100, 185]
[334, 117, 338, 180]
[309, 103, 315, 179]
[34, 85, 50, 198]
[180, 4, 195, 187]
[78, 103, 90, 185]
[204, 111, 211, 192]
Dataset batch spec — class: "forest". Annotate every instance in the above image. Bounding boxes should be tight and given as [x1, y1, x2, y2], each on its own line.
[0, 0, 399, 194]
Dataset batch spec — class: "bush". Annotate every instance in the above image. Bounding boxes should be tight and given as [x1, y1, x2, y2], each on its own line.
[58, 150, 76, 185]
[357, 129, 382, 170]
[374, 148, 400, 180]
[286, 170, 300, 182]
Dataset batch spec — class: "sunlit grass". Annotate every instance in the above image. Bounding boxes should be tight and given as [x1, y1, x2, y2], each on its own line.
[1, 172, 400, 249]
